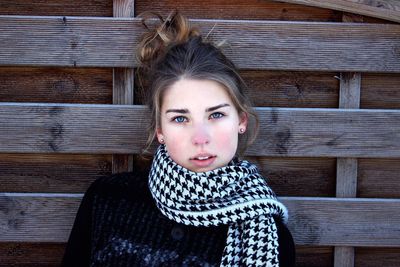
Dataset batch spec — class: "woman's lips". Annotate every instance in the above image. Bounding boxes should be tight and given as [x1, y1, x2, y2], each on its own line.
[190, 155, 216, 168]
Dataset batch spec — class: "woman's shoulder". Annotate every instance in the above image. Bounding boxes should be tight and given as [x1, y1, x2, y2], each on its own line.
[86, 166, 152, 202]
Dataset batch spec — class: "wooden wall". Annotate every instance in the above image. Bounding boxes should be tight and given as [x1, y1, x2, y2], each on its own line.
[0, 0, 399, 266]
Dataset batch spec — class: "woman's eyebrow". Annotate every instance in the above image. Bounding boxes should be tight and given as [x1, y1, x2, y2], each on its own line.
[165, 108, 189, 114]
[206, 103, 230, 112]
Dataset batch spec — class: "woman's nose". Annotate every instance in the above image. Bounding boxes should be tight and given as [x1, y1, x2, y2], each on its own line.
[191, 123, 210, 145]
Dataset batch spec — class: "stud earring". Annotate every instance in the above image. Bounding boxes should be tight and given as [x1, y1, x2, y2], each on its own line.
[159, 138, 164, 143]
[239, 128, 245, 134]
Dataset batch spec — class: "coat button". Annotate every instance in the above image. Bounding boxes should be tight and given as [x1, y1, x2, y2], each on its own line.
[171, 226, 184, 240]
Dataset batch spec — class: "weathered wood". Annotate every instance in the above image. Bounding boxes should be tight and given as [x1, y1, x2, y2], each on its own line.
[283, 197, 400, 246]
[358, 158, 400, 198]
[339, 73, 360, 109]
[296, 246, 334, 267]
[334, 33, 362, 265]
[1, 103, 400, 157]
[335, 247, 354, 267]
[251, 107, 400, 157]
[0, 242, 65, 267]
[135, 0, 341, 21]
[361, 73, 400, 109]
[0, 193, 82, 242]
[241, 71, 339, 108]
[0, 0, 112, 16]
[336, 158, 358, 198]
[0, 67, 112, 103]
[1, 16, 400, 72]
[355, 247, 400, 267]
[111, 0, 135, 174]
[1, 68, 338, 107]
[0, 103, 147, 154]
[273, 0, 400, 23]
[1, 195, 399, 246]
[247, 156, 336, 197]
[0, 154, 111, 193]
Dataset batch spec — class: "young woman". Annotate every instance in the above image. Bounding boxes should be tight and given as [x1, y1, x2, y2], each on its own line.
[62, 11, 295, 267]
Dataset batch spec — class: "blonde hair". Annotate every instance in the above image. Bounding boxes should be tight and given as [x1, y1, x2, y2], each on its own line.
[136, 11, 259, 155]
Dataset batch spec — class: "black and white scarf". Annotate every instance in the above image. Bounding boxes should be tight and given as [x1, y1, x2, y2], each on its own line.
[148, 145, 288, 267]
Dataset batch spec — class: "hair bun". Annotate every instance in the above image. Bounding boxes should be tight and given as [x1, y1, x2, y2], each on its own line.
[137, 11, 200, 69]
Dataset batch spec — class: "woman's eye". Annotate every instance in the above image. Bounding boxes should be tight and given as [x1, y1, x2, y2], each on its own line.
[173, 116, 187, 123]
[209, 112, 224, 119]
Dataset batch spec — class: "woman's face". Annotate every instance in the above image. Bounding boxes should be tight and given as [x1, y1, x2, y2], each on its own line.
[157, 78, 248, 172]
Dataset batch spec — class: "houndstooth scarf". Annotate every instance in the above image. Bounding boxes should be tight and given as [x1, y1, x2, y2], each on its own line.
[148, 145, 288, 267]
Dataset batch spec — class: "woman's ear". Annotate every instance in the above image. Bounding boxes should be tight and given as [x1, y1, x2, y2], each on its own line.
[156, 128, 165, 144]
[238, 112, 248, 134]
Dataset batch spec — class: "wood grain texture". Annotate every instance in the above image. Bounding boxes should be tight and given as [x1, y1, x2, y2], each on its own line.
[0, 67, 112, 103]
[0, 0, 112, 16]
[1, 195, 399, 246]
[135, 0, 341, 21]
[1, 16, 400, 72]
[358, 158, 400, 198]
[334, 246, 354, 267]
[1, 103, 400, 157]
[361, 73, 400, 109]
[0, 194, 81, 242]
[111, 0, 135, 174]
[246, 156, 336, 197]
[273, 0, 400, 23]
[355, 247, 400, 267]
[296, 246, 334, 267]
[336, 158, 358, 198]
[241, 71, 339, 108]
[0, 242, 65, 267]
[283, 197, 400, 246]
[0, 154, 111, 193]
[334, 14, 362, 267]
[339, 73, 360, 109]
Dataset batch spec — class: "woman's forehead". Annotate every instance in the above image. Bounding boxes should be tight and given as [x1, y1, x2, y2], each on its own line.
[161, 79, 234, 109]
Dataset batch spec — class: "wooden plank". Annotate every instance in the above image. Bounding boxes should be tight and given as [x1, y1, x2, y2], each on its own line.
[1, 195, 399, 246]
[296, 246, 334, 267]
[0, 193, 82, 242]
[135, 0, 341, 21]
[355, 247, 400, 267]
[0, 154, 111, 193]
[283, 197, 400, 247]
[273, 0, 400, 23]
[336, 158, 358, 198]
[358, 158, 400, 198]
[0, 0, 112, 16]
[0, 69, 339, 106]
[334, 22, 362, 263]
[111, 0, 135, 174]
[246, 156, 336, 197]
[335, 247, 354, 267]
[361, 73, 400, 109]
[0, 242, 65, 267]
[338, 73, 360, 109]
[1, 16, 400, 72]
[1, 103, 400, 157]
[0, 67, 112, 103]
[241, 70, 339, 108]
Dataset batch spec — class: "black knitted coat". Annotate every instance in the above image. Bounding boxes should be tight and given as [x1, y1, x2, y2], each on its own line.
[62, 168, 295, 267]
